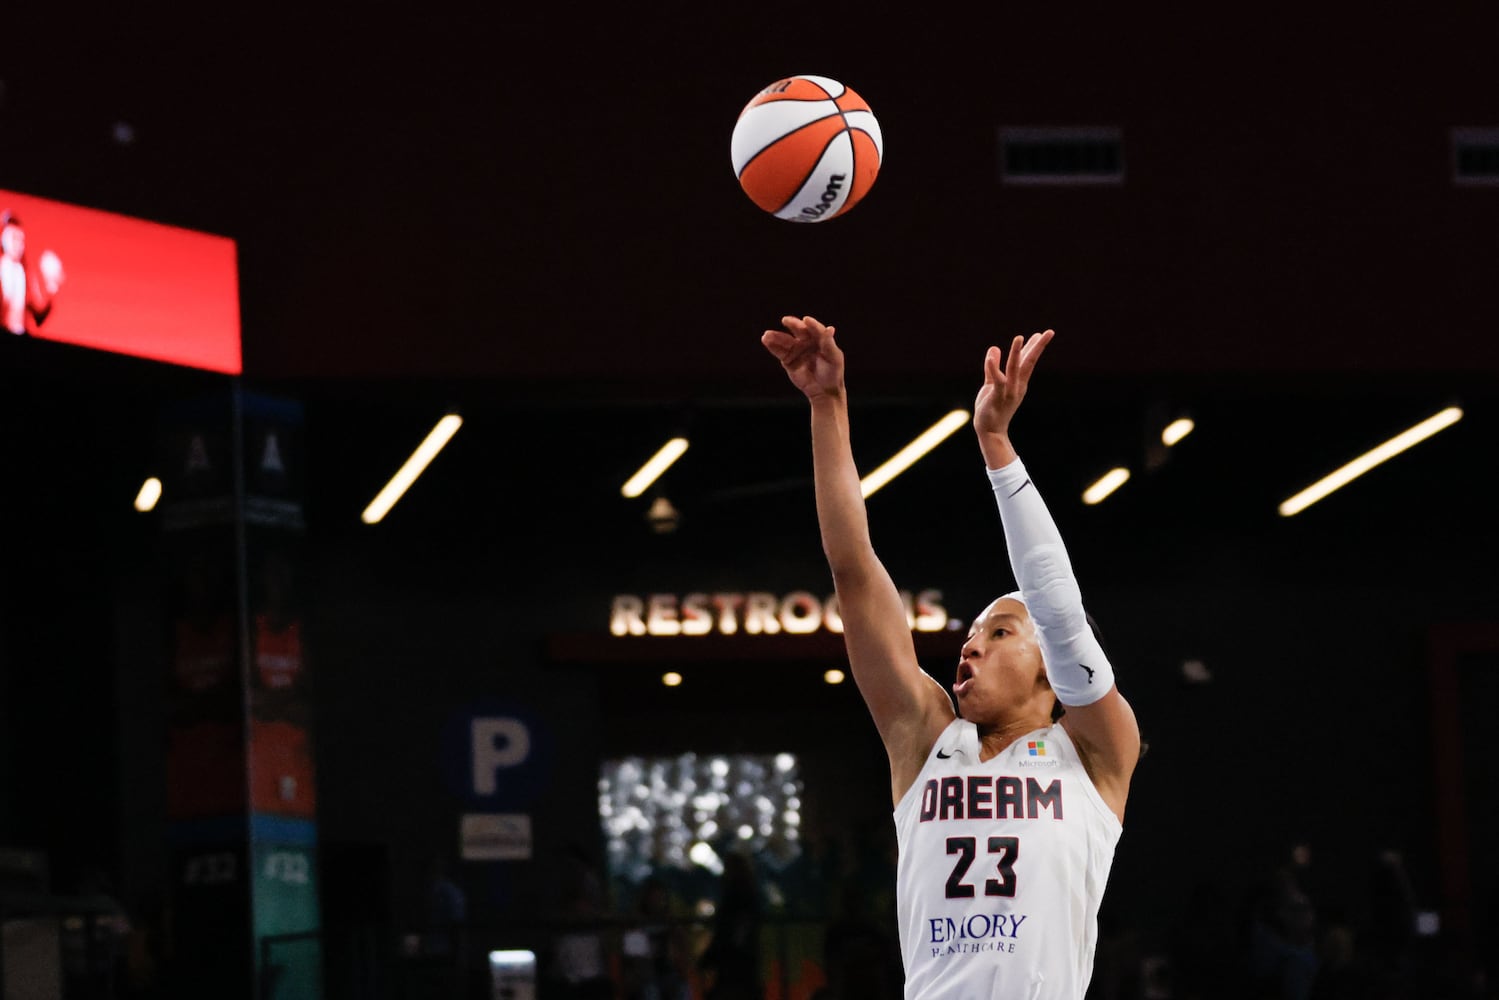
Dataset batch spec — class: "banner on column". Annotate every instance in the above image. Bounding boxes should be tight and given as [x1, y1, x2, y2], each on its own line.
[157, 388, 321, 1000]
[243, 393, 322, 999]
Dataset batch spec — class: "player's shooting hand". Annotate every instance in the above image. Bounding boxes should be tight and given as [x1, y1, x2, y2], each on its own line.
[761, 315, 844, 402]
[973, 329, 1053, 440]
[38, 251, 64, 294]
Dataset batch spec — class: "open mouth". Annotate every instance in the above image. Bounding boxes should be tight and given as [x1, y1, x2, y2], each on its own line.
[953, 662, 975, 696]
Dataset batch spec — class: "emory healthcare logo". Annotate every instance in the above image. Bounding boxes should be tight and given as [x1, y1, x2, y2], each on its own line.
[929, 912, 1029, 956]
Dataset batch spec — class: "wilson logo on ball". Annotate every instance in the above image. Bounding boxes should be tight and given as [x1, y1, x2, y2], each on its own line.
[731, 75, 883, 223]
[799, 174, 846, 220]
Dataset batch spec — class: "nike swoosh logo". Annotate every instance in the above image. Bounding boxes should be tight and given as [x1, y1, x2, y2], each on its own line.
[936, 747, 964, 759]
[1007, 479, 1033, 499]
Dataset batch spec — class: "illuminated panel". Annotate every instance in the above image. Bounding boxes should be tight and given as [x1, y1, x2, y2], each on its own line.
[599, 753, 803, 891]
[1, 188, 241, 373]
[1161, 418, 1195, 446]
[1082, 467, 1131, 505]
[134, 477, 163, 512]
[1278, 407, 1463, 516]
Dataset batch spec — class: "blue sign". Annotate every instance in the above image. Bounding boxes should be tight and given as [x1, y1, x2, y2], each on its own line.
[439, 701, 555, 810]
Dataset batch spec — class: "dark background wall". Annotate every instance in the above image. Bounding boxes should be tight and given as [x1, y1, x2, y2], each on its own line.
[3, 344, 1494, 880]
[1, 4, 1497, 994]
[1, 342, 1492, 931]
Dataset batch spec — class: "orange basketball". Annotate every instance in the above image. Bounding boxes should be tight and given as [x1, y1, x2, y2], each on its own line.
[730, 75, 883, 223]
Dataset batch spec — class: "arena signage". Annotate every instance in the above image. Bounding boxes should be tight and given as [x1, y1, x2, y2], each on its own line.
[1, 186, 241, 372]
[609, 589, 948, 637]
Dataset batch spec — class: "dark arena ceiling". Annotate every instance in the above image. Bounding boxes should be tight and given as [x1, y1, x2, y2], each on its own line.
[0, 5, 1495, 594]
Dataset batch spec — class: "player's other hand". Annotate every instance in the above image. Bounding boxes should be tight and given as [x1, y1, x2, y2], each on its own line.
[761, 314, 844, 402]
[973, 329, 1053, 439]
[38, 250, 64, 293]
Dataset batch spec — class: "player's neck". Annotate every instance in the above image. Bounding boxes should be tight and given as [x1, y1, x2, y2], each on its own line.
[973, 714, 1050, 763]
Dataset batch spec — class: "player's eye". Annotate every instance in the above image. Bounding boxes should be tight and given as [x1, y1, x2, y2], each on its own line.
[992, 628, 1008, 638]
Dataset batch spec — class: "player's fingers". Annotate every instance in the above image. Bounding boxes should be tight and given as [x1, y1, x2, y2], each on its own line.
[983, 346, 1004, 385]
[762, 330, 796, 357]
[802, 315, 829, 337]
[1019, 329, 1054, 375]
[1004, 335, 1025, 380]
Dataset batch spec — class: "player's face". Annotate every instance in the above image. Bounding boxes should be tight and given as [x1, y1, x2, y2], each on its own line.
[0, 224, 22, 260]
[953, 597, 1047, 719]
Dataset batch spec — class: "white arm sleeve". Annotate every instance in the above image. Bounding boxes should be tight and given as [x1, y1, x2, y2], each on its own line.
[987, 457, 1114, 706]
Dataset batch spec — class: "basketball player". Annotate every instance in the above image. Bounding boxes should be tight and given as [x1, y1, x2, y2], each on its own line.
[761, 315, 1140, 999]
[0, 210, 65, 336]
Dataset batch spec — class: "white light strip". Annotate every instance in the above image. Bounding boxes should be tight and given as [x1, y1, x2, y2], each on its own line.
[361, 415, 464, 524]
[621, 437, 689, 498]
[134, 477, 162, 512]
[1082, 468, 1131, 505]
[488, 950, 536, 969]
[1278, 407, 1463, 517]
[1162, 418, 1195, 446]
[860, 410, 970, 498]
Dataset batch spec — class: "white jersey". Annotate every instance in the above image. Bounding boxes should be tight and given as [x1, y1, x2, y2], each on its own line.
[1, 257, 27, 335]
[893, 718, 1121, 1000]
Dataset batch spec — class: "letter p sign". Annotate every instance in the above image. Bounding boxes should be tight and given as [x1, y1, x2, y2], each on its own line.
[472, 717, 531, 796]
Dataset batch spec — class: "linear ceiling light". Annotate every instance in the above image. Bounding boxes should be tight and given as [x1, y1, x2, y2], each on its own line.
[1082, 467, 1131, 505]
[860, 409, 970, 498]
[1162, 418, 1195, 446]
[134, 477, 162, 512]
[1278, 407, 1463, 517]
[621, 437, 689, 498]
[361, 414, 463, 524]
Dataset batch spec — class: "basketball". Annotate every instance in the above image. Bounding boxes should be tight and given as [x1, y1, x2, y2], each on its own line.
[731, 75, 883, 223]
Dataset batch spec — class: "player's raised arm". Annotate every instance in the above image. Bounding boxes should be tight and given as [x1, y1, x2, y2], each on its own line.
[762, 316, 954, 802]
[973, 330, 1141, 820]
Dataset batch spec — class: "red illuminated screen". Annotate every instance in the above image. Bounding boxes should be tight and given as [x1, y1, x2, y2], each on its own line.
[1, 188, 241, 374]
